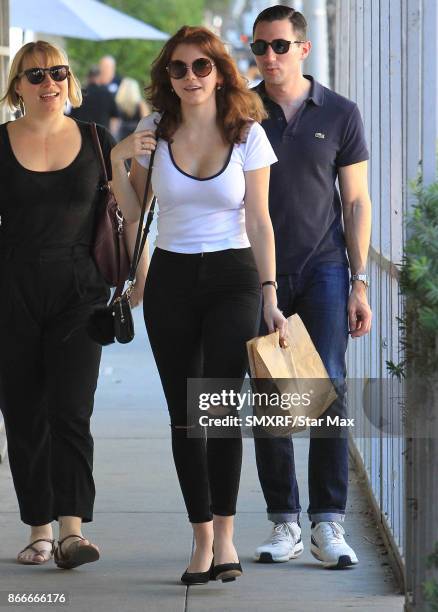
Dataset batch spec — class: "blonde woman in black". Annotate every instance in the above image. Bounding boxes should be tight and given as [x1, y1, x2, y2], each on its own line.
[0, 41, 143, 568]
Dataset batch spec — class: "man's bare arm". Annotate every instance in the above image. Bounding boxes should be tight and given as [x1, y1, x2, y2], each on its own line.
[339, 161, 372, 338]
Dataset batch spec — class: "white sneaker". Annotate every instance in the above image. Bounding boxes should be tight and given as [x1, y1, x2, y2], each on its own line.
[254, 522, 304, 563]
[310, 521, 359, 569]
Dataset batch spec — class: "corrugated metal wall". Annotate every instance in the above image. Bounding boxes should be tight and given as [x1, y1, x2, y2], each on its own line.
[335, 0, 438, 599]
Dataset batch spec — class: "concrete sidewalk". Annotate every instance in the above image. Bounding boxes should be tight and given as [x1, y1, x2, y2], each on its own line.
[0, 308, 404, 611]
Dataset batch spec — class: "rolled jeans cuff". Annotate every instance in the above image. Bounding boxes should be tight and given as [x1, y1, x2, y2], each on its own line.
[268, 511, 300, 524]
[309, 512, 345, 523]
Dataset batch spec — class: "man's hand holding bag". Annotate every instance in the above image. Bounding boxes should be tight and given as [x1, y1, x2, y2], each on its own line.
[247, 314, 337, 436]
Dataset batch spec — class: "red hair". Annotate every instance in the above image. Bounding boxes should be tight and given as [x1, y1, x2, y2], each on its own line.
[146, 25, 267, 144]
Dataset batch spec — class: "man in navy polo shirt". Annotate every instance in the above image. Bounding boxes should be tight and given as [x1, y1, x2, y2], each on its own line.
[251, 5, 372, 570]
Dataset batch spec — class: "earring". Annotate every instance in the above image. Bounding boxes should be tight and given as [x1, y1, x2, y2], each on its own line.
[216, 84, 222, 91]
[17, 95, 25, 115]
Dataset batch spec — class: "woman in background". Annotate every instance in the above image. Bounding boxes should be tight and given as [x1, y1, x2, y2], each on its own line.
[115, 77, 149, 141]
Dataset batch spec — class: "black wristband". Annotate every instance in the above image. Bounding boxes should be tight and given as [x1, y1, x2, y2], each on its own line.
[261, 280, 278, 290]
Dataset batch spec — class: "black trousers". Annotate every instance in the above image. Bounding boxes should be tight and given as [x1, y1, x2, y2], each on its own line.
[0, 246, 109, 526]
[143, 247, 260, 523]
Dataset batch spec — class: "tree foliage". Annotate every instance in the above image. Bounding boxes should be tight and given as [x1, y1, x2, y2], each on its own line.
[66, 0, 204, 88]
[387, 174, 438, 378]
[401, 178, 438, 372]
[424, 542, 438, 611]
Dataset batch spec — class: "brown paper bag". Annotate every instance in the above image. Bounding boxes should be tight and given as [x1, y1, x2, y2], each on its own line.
[246, 314, 337, 436]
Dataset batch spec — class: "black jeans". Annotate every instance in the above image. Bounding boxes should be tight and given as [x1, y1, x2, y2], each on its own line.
[254, 262, 350, 524]
[0, 246, 109, 526]
[143, 247, 260, 523]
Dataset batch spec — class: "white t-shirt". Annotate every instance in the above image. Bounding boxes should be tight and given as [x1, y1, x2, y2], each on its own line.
[135, 112, 277, 254]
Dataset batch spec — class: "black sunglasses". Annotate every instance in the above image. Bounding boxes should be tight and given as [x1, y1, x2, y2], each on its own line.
[250, 39, 305, 56]
[166, 58, 215, 80]
[17, 65, 70, 85]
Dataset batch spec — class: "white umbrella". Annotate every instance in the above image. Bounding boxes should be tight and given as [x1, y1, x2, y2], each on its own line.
[10, 0, 169, 41]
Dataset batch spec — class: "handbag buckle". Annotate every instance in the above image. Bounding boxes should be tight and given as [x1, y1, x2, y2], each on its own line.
[125, 281, 135, 300]
[116, 207, 124, 233]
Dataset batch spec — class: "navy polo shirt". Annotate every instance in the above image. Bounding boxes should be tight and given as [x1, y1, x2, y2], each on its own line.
[253, 76, 369, 275]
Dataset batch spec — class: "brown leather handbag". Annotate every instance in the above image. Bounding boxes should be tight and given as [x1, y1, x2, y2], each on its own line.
[87, 147, 157, 346]
[90, 123, 130, 293]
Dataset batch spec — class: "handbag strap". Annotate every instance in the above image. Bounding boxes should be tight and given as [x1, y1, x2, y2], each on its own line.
[90, 123, 109, 184]
[128, 149, 156, 284]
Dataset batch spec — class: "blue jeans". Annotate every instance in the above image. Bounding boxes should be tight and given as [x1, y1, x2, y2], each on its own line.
[254, 262, 350, 523]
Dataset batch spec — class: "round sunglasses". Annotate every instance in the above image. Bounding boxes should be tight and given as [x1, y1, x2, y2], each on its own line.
[250, 39, 305, 56]
[17, 65, 70, 85]
[166, 58, 215, 80]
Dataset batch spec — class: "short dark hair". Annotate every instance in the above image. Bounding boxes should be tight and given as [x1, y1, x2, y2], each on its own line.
[252, 5, 307, 40]
[88, 66, 100, 79]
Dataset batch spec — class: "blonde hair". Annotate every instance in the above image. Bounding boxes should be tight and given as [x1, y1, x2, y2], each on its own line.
[0, 40, 82, 113]
[115, 77, 143, 118]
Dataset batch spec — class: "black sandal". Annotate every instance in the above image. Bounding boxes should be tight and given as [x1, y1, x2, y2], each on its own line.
[54, 535, 100, 570]
[17, 538, 55, 565]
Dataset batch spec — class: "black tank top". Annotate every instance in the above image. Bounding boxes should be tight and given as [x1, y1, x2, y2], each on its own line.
[0, 119, 115, 250]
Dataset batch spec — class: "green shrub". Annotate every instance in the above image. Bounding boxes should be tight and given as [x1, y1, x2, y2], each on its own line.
[395, 177, 438, 611]
[387, 178, 438, 378]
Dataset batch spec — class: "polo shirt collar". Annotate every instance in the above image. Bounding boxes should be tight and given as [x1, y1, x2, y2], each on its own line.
[305, 75, 324, 106]
[254, 75, 324, 107]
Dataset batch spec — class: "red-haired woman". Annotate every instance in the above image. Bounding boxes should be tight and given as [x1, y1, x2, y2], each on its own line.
[110, 26, 287, 584]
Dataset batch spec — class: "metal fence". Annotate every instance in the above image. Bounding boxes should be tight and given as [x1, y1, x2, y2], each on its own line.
[335, 0, 438, 603]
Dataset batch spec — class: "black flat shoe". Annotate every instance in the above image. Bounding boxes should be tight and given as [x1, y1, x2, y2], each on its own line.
[181, 561, 214, 585]
[212, 560, 243, 582]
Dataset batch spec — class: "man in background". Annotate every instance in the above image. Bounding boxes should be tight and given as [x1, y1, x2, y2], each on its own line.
[69, 66, 120, 136]
[98, 55, 121, 96]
